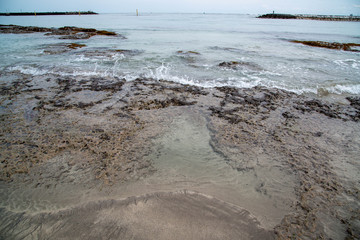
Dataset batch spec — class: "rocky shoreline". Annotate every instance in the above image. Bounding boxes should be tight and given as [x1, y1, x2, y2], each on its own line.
[0, 68, 359, 239]
[0, 24, 360, 239]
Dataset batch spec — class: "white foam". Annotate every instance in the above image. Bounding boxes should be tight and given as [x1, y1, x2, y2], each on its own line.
[72, 55, 95, 62]
[334, 59, 360, 69]
[6, 63, 360, 96]
[8, 66, 49, 76]
[7, 64, 118, 78]
[144, 63, 196, 85]
[71, 52, 126, 64]
[124, 64, 341, 96]
[326, 84, 360, 95]
[7, 63, 155, 81]
[141, 64, 269, 89]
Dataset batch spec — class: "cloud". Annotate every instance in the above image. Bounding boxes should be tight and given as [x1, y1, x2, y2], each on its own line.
[354, 5, 360, 8]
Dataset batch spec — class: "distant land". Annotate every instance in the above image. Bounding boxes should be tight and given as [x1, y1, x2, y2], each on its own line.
[258, 13, 360, 21]
[0, 11, 98, 16]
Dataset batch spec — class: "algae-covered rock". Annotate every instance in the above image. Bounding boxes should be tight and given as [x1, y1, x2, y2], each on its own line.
[218, 61, 263, 71]
[219, 61, 241, 68]
[291, 40, 360, 52]
[176, 50, 201, 55]
[42, 43, 86, 54]
[0, 25, 125, 39]
[67, 43, 86, 49]
[96, 30, 117, 36]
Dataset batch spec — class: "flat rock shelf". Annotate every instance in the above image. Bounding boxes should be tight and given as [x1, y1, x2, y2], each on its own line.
[0, 72, 359, 239]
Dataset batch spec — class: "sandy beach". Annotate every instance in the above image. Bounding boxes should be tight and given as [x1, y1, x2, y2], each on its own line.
[0, 67, 359, 239]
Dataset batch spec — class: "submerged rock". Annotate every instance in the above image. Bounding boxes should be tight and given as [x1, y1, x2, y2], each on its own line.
[42, 43, 87, 54]
[73, 48, 143, 58]
[96, 30, 117, 36]
[66, 43, 86, 49]
[0, 24, 52, 33]
[0, 24, 125, 39]
[175, 50, 201, 64]
[291, 40, 360, 52]
[42, 44, 69, 54]
[218, 61, 263, 71]
[219, 61, 241, 68]
[176, 50, 201, 55]
[114, 49, 144, 56]
[47, 26, 124, 39]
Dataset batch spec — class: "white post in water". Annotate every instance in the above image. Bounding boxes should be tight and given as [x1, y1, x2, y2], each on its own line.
[136, 9, 139, 16]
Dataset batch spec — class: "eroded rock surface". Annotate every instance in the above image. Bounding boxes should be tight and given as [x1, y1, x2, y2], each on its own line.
[0, 71, 359, 239]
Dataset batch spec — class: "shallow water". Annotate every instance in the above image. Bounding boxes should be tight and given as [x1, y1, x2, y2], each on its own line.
[1, 13, 359, 97]
[0, 190, 275, 240]
[0, 108, 296, 229]
[145, 113, 297, 227]
[104, 111, 298, 229]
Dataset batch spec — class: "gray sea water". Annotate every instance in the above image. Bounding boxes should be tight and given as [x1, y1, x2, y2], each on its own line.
[0, 13, 360, 96]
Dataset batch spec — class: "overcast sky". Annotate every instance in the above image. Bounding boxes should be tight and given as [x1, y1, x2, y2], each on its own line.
[1, 0, 360, 15]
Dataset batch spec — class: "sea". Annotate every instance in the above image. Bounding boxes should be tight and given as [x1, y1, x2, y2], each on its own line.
[0, 13, 360, 98]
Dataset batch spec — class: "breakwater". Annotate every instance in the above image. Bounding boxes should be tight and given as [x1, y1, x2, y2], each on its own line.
[0, 11, 97, 16]
[258, 13, 360, 21]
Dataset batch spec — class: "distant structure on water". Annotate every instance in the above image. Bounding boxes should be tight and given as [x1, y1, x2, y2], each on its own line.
[258, 13, 360, 22]
[0, 11, 98, 16]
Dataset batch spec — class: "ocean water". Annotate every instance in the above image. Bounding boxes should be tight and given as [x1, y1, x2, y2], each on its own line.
[0, 13, 360, 97]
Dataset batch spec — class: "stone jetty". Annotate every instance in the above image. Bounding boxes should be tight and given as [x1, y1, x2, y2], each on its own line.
[258, 13, 360, 22]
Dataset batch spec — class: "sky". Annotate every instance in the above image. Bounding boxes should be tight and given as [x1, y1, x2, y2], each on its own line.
[1, 0, 360, 15]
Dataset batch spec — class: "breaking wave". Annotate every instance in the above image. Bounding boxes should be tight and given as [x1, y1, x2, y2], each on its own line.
[5, 63, 360, 96]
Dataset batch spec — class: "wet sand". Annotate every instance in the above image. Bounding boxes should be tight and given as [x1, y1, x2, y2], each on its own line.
[0, 70, 360, 239]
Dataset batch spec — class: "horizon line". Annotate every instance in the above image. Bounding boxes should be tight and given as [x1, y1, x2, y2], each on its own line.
[1, 11, 359, 16]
